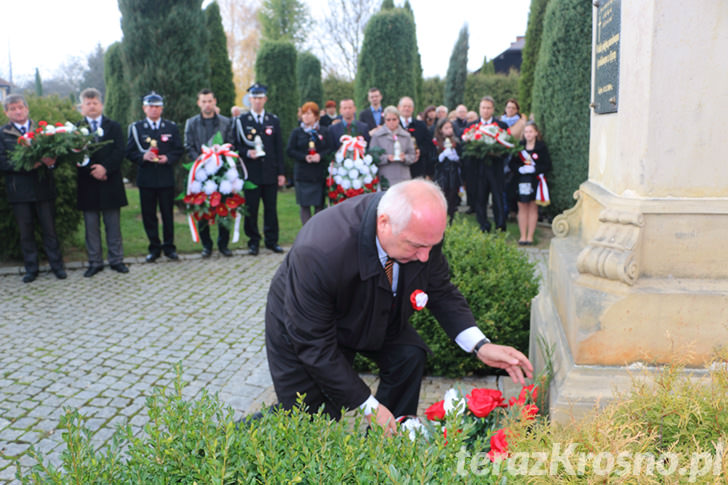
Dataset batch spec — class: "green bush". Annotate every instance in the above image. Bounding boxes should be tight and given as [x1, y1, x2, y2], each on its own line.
[19, 367, 512, 484]
[356, 219, 539, 377]
[464, 72, 520, 113]
[322, 75, 355, 105]
[297, 51, 323, 106]
[0, 95, 83, 261]
[518, 0, 550, 116]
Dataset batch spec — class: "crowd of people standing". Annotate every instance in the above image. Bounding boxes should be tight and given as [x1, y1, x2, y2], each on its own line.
[0, 83, 551, 283]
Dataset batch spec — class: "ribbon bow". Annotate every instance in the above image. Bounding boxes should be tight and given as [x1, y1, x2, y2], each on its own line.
[338, 135, 367, 160]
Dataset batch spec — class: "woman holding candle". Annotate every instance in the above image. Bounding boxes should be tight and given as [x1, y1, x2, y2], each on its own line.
[369, 105, 415, 188]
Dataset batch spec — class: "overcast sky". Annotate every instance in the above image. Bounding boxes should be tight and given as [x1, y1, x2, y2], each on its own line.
[0, 0, 530, 84]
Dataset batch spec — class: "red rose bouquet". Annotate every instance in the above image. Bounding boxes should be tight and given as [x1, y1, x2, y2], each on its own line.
[178, 133, 254, 242]
[11, 120, 110, 171]
[461, 122, 520, 161]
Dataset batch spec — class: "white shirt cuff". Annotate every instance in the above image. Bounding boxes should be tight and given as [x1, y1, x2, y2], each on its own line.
[359, 394, 379, 415]
[455, 326, 488, 352]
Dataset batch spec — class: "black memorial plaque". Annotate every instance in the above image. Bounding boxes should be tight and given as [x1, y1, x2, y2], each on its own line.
[593, 0, 620, 114]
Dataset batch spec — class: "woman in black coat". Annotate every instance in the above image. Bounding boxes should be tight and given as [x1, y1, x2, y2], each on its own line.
[286, 101, 331, 225]
[509, 121, 551, 245]
[432, 118, 462, 224]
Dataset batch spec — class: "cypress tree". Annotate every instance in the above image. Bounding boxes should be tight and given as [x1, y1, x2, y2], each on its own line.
[444, 24, 469, 110]
[297, 52, 323, 106]
[255, 40, 299, 178]
[518, 0, 550, 115]
[380, 0, 394, 10]
[205, 1, 236, 115]
[531, 0, 592, 217]
[34, 69, 43, 96]
[421, 76, 445, 108]
[403, 1, 424, 110]
[258, 0, 311, 48]
[104, 42, 130, 127]
[355, 9, 419, 110]
[119, 0, 209, 125]
[322, 76, 355, 105]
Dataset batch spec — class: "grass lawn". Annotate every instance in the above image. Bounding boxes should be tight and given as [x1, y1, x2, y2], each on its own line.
[48, 186, 554, 263]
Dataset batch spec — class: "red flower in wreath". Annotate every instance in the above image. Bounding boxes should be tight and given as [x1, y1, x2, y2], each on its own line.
[38, 120, 48, 128]
[209, 191, 222, 208]
[410, 289, 428, 310]
[193, 193, 207, 205]
[217, 204, 229, 217]
[225, 193, 244, 209]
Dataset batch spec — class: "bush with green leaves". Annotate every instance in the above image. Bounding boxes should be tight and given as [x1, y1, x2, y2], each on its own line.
[0, 95, 83, 260]
[297, 51, 323, 106]
[518, 0, 550, 116]
[464, 72, 520, 113]
[356, 220, 539, 377]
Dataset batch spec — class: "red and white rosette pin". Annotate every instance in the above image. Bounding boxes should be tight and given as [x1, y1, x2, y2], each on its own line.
[410, 289, 428, 311]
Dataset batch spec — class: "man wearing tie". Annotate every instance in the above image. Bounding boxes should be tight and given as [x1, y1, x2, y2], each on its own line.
[125, 92, 184, 262]
[232, 83, 285, 256]
[0, 94, 66, 283]
[397, 96, 436, 179]
[77, 88, 128, 277]
[327, 99, 370, 151]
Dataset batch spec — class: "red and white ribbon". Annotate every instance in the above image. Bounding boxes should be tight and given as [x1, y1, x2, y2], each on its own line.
[535, 174, 550, 207]
[338, 135, 367, 160]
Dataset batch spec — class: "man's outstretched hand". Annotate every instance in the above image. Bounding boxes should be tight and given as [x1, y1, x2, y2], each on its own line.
[366, 403, 397, 437]
[476, 343, 534, 385]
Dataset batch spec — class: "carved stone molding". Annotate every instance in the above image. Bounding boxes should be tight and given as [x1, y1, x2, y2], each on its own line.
[576, 208, 644, 285]
[552, 190, 584, 238]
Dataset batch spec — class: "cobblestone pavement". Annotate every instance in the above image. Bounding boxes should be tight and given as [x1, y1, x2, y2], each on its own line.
[0, 246, 548, 483]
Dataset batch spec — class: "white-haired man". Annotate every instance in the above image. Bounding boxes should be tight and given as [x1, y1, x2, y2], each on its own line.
[264, 179, 532, 435]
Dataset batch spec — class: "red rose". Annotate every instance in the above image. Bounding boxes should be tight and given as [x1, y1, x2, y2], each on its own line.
[326, 177, 333, 187]
[35, 127, 43, 134]
[193, 193, 207, 205]
[466, 388, 505, 418]
[27, 132, 35, 139]
[474, 133, 482, 140]
[408, 128, 415, 133]
[38, 120, 48, 127]
[209, 191, 222, 208]
[328, 192, 337, 199]
[55, 122, 64, 127]
[521, 404, 539, 421]
[425, 400, 445, 421]
[487, 429, 509, 462]
[372, 176, 379, 185]
[432, 138, 438, 146]
[217, 205, 229, 217]
[183, 194, 195, 204]
[509, 384, 538, 407]
[226, 193, 244, 209]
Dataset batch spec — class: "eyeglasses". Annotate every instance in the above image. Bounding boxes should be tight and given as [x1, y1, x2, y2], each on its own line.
[384, 117, 398, 122]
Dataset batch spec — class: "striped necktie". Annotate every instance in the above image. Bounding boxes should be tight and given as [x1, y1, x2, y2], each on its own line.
[384, 257, 394, 287]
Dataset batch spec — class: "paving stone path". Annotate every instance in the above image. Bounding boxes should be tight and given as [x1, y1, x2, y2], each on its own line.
[0, 247, 548, 484]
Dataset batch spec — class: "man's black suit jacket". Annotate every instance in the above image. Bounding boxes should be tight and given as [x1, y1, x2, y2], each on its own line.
[265, 192, 475, 411]
[358, 107, 383, 132]
[77, 116, 127, 211]
[327, 119, 371, 150]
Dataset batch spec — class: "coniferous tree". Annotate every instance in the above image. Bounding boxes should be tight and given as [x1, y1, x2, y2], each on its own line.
[518, 0, 550, 115]
[380, 0, 394, 10]
[34, 69, 43, 96]
[444, 24, 469, 110]
[297, 52, 323, 106]
[355, 8, 419, 110]
[104, 42, 130, 127]
[402, 1, 424, 110]
[258, 0, 311, 49]
[531, 0, 591, 217]
[421, 76, 445, 108]
[205, 2, 235, 115]
[119, 0, 209, 124]
[80, 45, 106, 98]
[255, 40, 299, 177]
[322, 75, 355, 105]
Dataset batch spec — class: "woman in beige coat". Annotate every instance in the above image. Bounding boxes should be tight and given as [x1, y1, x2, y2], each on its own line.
[369, 105, 415, 188]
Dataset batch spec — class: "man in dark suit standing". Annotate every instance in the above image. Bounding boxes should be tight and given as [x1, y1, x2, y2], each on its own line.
[125, 92, 184, 262]
[232, 83, 285, 255]
[265, 179, 533, 433]
[327, 98, 370, 151]
[184, 88, 234, 258]
[469, 96, 510, 233]
[77, 88, 128, 277]
[358, 87, 384, 136]
[0, 94, 66, 283]
[398, 96, 436, 179]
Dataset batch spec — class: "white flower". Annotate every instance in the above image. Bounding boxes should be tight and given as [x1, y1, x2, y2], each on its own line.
[358, 164, 370, 176]
[80, 127, 89, 136]
[328, 166, 337, 176]
[204, 159, 219, 176]
[363, 154, 373, 165]
[195, 167, 208, 182]
[219, 180, 233, 194]
[96, 127, 104, 137]
[443, 388, 466, 416]
[363, 174, 373, 184]
[341, 179, 351, 190]
[203, 179, 218, 195]
[370, 165, 378, 174]
[348, 168, 359, 180]
[45, 125, 56, 135]
[335, 151, 344, 163]
[64, 121, 75, 132]
[399, 417, 428, 441]
[231, 178, 243, 192]
[352, 179, 362, 190]
[225, 168, 239, 181]
[343, 158, 354, 169]
[353, 158, 364, 170]
[334, 175, 343, 185]
[188, 180, 202, 193]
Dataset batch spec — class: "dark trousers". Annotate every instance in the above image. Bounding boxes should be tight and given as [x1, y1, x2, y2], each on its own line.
[198, 219, 230, 250]
[244, 183, 279, 247]
[464, 158, 478, 211]
[269, 338, 426, 420]
[474, 158, 506, 232]
[83, 209, 123, 266]
[139, 186, 176, 255]
[11, 200, 64, 273]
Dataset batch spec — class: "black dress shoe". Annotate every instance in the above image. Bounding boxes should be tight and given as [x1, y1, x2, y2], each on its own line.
[266, 244, 284, 254]
[146, 253, 160, 263]
[201, 248, 212, 258]
[22, 271, 38, 283]
[248, 245, 259, 256]
[110, 263, 129, 273]
[219, 247, 233, 257]
[52, 268, 67, 279]
[165, 251, 179, 260]
[84, 265, 104, 277]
